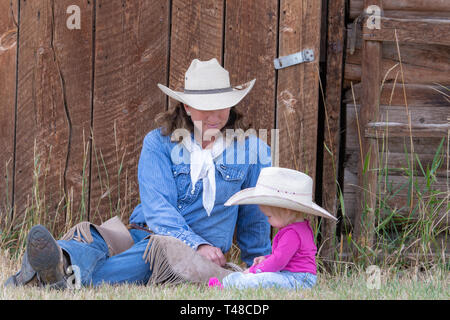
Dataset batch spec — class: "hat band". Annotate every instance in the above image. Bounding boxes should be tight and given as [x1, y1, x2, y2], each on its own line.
[258, 183, 312, 197]
[183, 87, 233, 94]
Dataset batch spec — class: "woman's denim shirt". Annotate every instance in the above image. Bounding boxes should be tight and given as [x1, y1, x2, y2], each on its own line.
[130, 128, 272, 266]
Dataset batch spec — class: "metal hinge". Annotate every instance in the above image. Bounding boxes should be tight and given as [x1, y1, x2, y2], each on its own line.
[273, 49, 315, 69]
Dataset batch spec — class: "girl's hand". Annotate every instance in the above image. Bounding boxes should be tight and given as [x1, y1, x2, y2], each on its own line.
[243, 268, 250, 274]
[197, 244, 226, 267]
[252, 256, 266, 266]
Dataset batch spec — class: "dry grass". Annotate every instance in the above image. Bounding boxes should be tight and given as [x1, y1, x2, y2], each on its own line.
[1, 249, 448, 300]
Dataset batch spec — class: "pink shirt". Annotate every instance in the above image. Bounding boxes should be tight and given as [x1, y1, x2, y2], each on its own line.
[248, 220, 317, 275]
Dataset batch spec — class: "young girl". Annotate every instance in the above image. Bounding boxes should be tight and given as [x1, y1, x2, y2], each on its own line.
[209, 167, 338, 290]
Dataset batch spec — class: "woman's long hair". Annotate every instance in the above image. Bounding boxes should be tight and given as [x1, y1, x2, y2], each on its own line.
[155, 102, 251, 138]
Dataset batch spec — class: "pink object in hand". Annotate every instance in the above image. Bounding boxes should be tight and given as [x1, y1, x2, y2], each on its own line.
[208, 277, 224, 289]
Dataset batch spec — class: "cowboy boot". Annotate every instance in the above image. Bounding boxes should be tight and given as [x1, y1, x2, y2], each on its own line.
[26, 224, 68, 289]
[3, 249, 40, 288]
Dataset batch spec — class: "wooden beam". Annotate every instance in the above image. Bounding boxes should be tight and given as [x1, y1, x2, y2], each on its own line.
[168, 0, 225, 109]
[276, 0, 322, 176]
[365, 122, 450, 138]
[225, 0, 278, 139]
[344, 83, 450, 107]
[15, 0, 94, 234]
[321, 0, 346, 260]
[363, 17, 450, 46]
[350, 0, 450, 19]
[353, 0, 383, 253]
[89, 0, 169, 224]
[0, 0, 18, 218]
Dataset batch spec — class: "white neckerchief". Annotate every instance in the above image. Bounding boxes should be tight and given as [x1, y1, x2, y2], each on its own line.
[182, 133, 233, 216]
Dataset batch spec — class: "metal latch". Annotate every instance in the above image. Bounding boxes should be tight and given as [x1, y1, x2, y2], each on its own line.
[273, 49, 315, 69]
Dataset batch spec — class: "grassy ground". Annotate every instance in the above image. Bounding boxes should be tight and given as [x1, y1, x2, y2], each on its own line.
[1, 250, 448, 300]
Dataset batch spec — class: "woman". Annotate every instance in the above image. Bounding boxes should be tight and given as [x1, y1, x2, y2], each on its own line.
[5, 58, 272, 288]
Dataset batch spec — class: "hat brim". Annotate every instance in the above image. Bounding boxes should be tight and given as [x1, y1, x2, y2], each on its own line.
[225, 187, 337, 221]
[157, 79, 256, 110]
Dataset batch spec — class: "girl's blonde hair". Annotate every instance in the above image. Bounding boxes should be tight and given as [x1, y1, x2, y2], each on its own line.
[272, 207, 307, 224]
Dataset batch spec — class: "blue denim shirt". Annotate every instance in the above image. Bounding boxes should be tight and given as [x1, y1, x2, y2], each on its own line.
[129, 128, 272, 266]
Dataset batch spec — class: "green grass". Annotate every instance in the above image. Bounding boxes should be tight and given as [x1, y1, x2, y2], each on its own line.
[0, 248, 447, 300]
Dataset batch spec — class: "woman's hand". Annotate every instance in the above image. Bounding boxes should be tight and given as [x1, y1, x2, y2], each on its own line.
[252, 256, 266, 266]
[197, 244, 226, 267]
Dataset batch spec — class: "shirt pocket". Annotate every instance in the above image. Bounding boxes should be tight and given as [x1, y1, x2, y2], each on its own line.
[216, 163, 246, 182]
[215, 164, 247, 204]
[172, 163, 192, 202]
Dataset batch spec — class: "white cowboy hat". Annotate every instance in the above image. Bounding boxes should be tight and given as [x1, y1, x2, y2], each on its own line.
[225, 167, 338, 221]
[157, 58, 255, 110]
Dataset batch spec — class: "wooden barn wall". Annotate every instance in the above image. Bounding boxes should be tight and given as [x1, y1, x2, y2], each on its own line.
[342, 0, 450, 235]
[0, 0, 326, 236]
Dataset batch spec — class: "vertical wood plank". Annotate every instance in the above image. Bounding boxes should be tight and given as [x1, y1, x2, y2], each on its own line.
[0, 0, 18, 218]
[354, 0, 383, 251]
[276, 0, 322, 178]
[224, 0, 278, 135]
[321, 0, 346, 259]
[90, 0, 169, 224]
[15, 0, 93, 234]
[168, 0, 224, 108]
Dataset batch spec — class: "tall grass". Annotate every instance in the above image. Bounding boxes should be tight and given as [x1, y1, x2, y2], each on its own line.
[329, 38, 449, 273]
[0, 126, 132, 259]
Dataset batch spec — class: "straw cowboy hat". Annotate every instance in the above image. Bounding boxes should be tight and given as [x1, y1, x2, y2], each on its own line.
[157, 58, 255, 110]
[225, 167, 338, 221]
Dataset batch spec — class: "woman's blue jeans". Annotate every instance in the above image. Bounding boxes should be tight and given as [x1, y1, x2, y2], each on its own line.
[57, 227, 152, 287]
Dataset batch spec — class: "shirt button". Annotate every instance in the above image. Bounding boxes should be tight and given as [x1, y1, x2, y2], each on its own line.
[226, 175, 230, 179]
[178, 205, 182, 209]
[190, 189, 195, 194]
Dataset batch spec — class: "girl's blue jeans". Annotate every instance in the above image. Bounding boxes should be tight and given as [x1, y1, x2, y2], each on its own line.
[222, 270, 317, 290]
[57, 227, 152, 287]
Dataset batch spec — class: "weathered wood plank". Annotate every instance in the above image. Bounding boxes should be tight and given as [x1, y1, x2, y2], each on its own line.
[344, 83, 450, 107]
[365, 122, 450, 139]
[345, 147, 449, 177]
[345, 44, 450, 85]
[343, 170, 449, 229]
[347, 28, 450, 73]
[168, 0, 224, 109]
[353, 0, 382, 250]
[363, 17, 450, 46]
[321, 0, 346, 259]
[54, 0, 94, 227]
[348, 104, 450, 126]
[346, 103, 449, 175]
[224, 0, 277, 138]
[90, 0, 169, 224]
[352, 0, 450, 12]
[0, 0, 18, 218]
[352, 10, 450, 21]
[350, 0, 450, 20]
[344, 61, 450, 85]
[275, 0, 322, 177]
[15, 0, 93, 234]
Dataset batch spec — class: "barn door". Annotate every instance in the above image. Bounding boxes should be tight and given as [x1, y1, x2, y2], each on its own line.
[275, 1, 323, 192]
